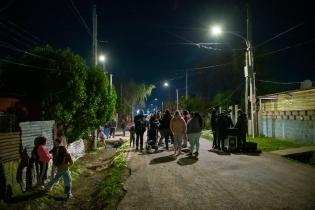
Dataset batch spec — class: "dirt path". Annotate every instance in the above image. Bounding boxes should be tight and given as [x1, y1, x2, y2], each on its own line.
[118, 138, 315, 210]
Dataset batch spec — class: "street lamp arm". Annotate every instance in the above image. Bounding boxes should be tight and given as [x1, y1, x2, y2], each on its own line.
[225, 31, 249, 48]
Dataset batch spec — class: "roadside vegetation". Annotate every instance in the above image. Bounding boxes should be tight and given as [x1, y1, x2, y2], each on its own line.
[202, 129, 308, 152]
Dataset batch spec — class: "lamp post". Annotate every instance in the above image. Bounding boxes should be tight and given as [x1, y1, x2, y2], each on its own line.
[99, 54, 112, 90]
[163, 81, 179, 111]
[210, 26, 256, 137]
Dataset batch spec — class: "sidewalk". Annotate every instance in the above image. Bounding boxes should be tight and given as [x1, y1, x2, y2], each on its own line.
[270, 145, 315, 156]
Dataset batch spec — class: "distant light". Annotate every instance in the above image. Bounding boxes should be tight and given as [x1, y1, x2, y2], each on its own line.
[136, 109, 140, 114]
[154, 98, 158, 101]
[99, 55, 106, 62]
[211, 26, 222, 36]
[150, 104, 153, 106]
[164, 82, 169, 87]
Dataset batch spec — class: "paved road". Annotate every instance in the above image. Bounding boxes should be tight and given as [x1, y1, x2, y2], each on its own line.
[118, 138, 315, 210]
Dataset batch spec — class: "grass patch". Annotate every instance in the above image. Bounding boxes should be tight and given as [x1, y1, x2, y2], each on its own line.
[201, 130, 212, 141]
[201, 129, 308, 152]
[93, 143, 129, 210]
[248, 136, 307, 152]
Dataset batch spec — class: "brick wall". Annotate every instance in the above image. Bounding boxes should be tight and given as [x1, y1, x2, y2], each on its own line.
[258, 110, 315, 144]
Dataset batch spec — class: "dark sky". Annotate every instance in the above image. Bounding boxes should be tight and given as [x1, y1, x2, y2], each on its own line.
[1, 0, 314, 104]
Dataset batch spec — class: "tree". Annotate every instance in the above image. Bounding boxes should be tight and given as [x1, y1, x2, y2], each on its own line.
[1, 46, 117, 142]
[116, 80, 155, 118]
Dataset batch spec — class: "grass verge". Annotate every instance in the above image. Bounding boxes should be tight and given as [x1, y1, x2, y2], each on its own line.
[201, 129, 308, 152]
[92, 142, 129, 210]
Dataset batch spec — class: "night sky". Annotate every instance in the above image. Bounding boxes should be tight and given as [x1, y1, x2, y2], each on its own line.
[1, 0, 314, 104]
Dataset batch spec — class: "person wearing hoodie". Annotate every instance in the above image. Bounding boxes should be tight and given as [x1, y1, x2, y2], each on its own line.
[170, 110, 187, 156]
[187, 112, 203, 157]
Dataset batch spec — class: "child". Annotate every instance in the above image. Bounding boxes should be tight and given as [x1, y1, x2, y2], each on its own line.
[129, 125, 135, 147]
[45, 146, 73, 198]
[36, 136, 52, 185]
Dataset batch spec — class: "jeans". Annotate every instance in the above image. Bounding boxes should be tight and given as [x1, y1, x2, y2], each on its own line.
[104, 128, 110, 139]
[46, 170, 72, 195]
[188, 132, 201, 153]
[173, 133, 183, 152]
[136, 131, 144, 150]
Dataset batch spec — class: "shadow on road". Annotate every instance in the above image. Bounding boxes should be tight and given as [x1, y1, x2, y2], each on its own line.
[149, 155, 177, 164]
[208, 149, 231, 155]
[10, 190, 45, 203]
[177, 156, 198, 166]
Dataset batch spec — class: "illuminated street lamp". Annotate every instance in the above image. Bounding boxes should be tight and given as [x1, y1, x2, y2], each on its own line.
[210, 25, 256, 137]
[163, 82, 169, 87]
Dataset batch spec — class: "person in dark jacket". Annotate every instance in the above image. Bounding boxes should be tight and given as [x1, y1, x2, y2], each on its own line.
[235, 109, 248, 151]
[210, 108, 218, 149]
[159, 109, 173, 150]
[187, 112, 203, 157]
[134, 110, 146, 151]
[217, 112, 229, 150]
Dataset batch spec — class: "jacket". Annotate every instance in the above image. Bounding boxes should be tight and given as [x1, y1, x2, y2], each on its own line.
[170, 115, 187, 134]
[57, 152, 73, 172]
[37, 145, 52, 163]
[187, 117, 203, 134]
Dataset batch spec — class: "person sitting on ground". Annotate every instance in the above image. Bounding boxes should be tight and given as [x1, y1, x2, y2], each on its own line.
[45, 146, 73, 199]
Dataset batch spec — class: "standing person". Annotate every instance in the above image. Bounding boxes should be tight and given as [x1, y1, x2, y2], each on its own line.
[36, 136, 52, 186]
[110, 119, 117, 138]
[187, 112, 203, 157]
[170, 110, 187, 156]
[129, 125, 136, 147]
[159, 109, 173, 150]
[234, 109, 248, 151]
[210, 108, 218, 149]
[104, 123, 110, 139]
[45, 146, 73, 199]
[226, 109, 234, 128]
[217, 112, 229, 150]
[49, 138, 62, 179]
[182, 110, 190, 148]
[121, 119, 126, 137]
[134, 110, 146, 151]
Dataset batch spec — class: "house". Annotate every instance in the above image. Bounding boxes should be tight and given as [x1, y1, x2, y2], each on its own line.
[258, 87, 315, 144]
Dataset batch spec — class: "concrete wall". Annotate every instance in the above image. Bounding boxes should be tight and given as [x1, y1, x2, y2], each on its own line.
[258, 110, 315, 144]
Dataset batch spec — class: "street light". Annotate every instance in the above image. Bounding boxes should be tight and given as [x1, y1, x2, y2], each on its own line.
[98, 54, 112, 91]
[210, 25, 256, 137]
[163, 82, 179, 110]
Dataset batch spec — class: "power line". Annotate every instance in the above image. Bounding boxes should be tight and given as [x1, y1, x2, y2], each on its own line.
[258, 79, 315, 85]
[0, 0, 16, 13]
[255, 22, 304, 49]
[257, 38, 315, 58]
[0, 17, 48, 45]
[1, 58, 58, 72]
[0, 41, 57, 62]
[66, 0, 92, 37]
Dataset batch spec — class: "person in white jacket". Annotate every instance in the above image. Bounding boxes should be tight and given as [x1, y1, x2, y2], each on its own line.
[170, 110, 187, 156]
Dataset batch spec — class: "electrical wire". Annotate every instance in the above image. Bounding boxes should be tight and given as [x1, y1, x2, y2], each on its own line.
[257, 38, 315, 58]
[0, 17, 48, 45]
[0, 0, 16, 13]
[0, 58, 58, 72]
[66, 0, 92, 37]
[258, 79, 315, 85]
[255, 22, 304, 49]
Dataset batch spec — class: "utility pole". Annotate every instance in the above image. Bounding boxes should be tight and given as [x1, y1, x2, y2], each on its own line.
[185, 71, 188, 100]
[92, 4, 98, 150]
[247, 2, 256, 137]
[176, 89, 179, 110]
[92, 5, 97, 67]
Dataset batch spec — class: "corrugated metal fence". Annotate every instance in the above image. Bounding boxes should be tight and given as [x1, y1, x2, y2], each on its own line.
[0, 132, 20, 162]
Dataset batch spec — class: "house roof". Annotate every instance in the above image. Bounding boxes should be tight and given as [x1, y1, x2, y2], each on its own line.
[257, 87, 315, 99]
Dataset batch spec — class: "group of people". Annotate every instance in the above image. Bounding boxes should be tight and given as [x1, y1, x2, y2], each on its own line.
[131, 109, 203, 157]
[31, 136, 73, 198]
[210, 108, 248, 151]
